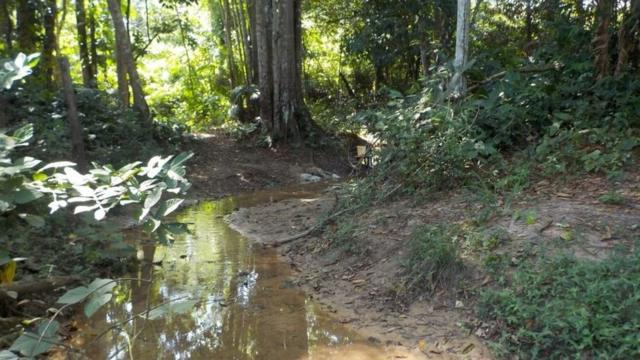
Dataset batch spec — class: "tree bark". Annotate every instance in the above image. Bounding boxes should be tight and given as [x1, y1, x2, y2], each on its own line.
[107, 0, 150, 121]
[615, 0, 639, 76]
[451, 0, 470, 97]
[593, 0, 613, 79]
[89, 2, 99, 84]
[0, 0, 12, 51]
[247, 0, 260, 84]
[75, 0, 95, 87]
[16, 0, 38, 53]
[222, 0, 238, 87]
[255, 0, 273, 132]
[40, 0, 58, 88]
[58, 57, 88, 172]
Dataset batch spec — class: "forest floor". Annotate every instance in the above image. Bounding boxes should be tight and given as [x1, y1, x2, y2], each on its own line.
[185, 131, 352, 198]
[216, 129, 640, 359]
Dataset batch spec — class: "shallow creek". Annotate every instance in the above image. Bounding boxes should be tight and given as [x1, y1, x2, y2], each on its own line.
[63, 187, 417, 360]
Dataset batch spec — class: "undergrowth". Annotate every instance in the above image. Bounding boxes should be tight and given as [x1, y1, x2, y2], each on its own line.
[477, 246, 640, 359]
[402, 224, 465, 295]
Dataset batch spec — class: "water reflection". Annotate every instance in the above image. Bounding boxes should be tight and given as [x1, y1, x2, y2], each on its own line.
[68, 194, 382, 360]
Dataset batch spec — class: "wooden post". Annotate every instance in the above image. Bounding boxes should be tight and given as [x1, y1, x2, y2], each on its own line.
[58, 57, 88, 172]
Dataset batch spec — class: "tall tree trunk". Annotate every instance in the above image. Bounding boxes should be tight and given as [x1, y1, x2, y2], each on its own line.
[0, 0, 12, 51]
[221, 0, 238, 87]
[417, 16, 430, 77]
[17, 0, 38, 53]
[107, 0, 150, 121]
[451, 0, 470, 97]
[593, 0, 613, 79]
[255, 0, 273, 132]
[75, 0, 95, 87]
[58, 57, 88, 172]
[247, 0, 259, 84]
[41, 0, 57, 87]
[269, 0, 310, 140]
[88, 1, 99, 83]
[615, 0, 640, 75]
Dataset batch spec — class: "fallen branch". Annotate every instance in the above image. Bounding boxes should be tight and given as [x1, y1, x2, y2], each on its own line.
[271, 182, 404, 247]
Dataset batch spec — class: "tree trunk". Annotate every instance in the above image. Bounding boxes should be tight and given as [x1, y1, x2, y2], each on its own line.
[451, 0, 470, 97]
[255, 0, 273, 132]
[17, 0, 38, 53]
[593, 0, 613, 79]
[58, 57, 88, 172]
[89, 2, 99, 84]
[41, 0, 57, 88]
[107, 0, 150, 121]
[222, 0, 238, 87]
[0, 0, 12, 52]
[75, 0, 95, 87]
[417, 16, 430, 77]
[247, 0, 259, 84]
[615, 0, 639, 75]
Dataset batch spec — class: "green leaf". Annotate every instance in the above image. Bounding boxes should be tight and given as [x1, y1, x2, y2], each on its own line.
[87, 278, 116, 293]
[18, 214, 45, 228]
[63, 167, 88, 186]
[84, 293, 112, 318]
[144, 187, 163, 209]
[39, 161, 76, 172]
[57, 286, 91, 305]
[10, 320, 59, 357]
[158, 199, 184, 217]
[0, 350, 19, 360]
[74, 205, 99, 215]
[94, 208, 106, 221]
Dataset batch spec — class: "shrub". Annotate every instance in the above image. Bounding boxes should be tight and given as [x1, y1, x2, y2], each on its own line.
[478, 248, 640, 359]
[403, 224, 465, 294]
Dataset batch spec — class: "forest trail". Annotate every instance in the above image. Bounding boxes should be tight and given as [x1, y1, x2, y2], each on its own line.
[186, 132, 351, 199]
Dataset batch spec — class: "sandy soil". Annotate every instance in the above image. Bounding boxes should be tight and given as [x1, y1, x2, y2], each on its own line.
[226, 172, 640, 359]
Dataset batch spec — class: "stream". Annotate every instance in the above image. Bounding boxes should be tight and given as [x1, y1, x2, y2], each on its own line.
[63, 188, 405, 360]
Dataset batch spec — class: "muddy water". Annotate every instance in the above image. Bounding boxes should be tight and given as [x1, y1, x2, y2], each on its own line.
[67, 188, 408, 360]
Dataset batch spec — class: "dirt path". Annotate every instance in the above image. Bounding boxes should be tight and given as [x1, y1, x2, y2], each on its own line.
[185, 132, 351, 198]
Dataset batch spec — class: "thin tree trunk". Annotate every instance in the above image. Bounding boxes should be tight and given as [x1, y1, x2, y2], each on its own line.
[615, 0, 639, 75]
[75, 0, 94, 87]
[89, 1, 99, 84]
[255, 0, 273, 132]
[451, 0, 470, 96]
[593, 0, 613, 79]
[108, 0, 150, 121]
[0, 0, 12, 51]
[58, 57, 88, 172]
[222, 0, 238, 87]
[247, 0, 260, 84]
[417, 16, 430, 77]
[41, 0, 58, 88]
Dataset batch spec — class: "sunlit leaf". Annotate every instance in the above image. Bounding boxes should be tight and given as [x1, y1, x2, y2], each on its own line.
[57, 286, 91, 304]
[84, 293, 112, 318]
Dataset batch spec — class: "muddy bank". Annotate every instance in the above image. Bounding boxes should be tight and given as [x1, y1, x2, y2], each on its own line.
[226, 191, 492, 359]
[226, 173, 640, 359]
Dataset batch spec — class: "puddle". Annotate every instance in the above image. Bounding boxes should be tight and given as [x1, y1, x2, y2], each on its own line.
[62, 189, 419, 359]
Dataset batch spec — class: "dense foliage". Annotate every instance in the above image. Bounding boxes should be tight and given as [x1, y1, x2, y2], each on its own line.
[478, 249, 640, 358]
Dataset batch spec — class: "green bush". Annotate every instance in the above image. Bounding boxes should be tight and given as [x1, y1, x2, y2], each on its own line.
[478, 249, 640, 359]
[403, 224, 465, 294]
